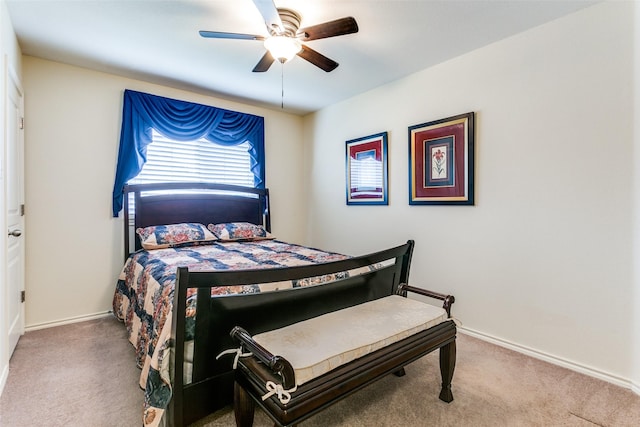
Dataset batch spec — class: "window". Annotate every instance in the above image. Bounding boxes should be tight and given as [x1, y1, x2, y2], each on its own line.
[112, 90, 265, 217]
[127, 130, 256, 222]
[130, 130, 254, 187]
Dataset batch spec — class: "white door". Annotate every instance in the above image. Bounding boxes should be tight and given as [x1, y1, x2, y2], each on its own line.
[5, 64, 25, 357]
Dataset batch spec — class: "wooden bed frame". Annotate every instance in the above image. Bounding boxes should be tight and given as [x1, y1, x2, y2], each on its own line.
[123, 182, 271, 256]
[122, 183, 416, 427]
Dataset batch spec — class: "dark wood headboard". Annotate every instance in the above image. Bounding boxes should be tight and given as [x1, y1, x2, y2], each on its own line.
[123, 182, 270, 256]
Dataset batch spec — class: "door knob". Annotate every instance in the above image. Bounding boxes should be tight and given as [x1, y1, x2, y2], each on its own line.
[8, 229, 22, 237]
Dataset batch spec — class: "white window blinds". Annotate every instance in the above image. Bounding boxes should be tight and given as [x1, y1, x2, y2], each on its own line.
[130, 129, 254, 186]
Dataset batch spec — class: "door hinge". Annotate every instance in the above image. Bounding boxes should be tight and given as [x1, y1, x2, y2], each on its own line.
[19, 117, 24, 130]
[20, 204, 25, 216]
[21, 290, 25, 303]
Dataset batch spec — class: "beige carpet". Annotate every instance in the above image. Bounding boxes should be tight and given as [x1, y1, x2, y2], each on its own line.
[1, 316, 639, 427]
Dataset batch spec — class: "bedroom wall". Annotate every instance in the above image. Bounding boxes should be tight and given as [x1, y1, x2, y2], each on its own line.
[1, 0, 22, 396]
[21, 57, 305, 328]
[304, 1, 637, 388]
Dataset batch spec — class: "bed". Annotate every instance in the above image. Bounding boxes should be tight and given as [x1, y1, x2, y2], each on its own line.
[112, 182, 415, 427]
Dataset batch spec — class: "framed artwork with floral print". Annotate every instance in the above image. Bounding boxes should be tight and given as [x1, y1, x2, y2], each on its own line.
[346, 131, 388, 205]
[408, 112, 474, 205]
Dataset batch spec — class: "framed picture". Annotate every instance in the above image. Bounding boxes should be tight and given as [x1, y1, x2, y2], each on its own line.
[408, 112, 474, 205]
[346, 132, 388, 205]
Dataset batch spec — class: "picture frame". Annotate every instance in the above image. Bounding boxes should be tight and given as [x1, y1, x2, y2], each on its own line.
[408, 112, 474, 205]
[346, 131, 388, 205]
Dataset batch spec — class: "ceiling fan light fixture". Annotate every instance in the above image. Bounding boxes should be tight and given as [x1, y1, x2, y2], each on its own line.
[264, 36, 302, 63]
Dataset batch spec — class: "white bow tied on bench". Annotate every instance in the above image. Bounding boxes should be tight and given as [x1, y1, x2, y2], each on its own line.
[261, 381, 298, 404]
[217, 346, 298, 404]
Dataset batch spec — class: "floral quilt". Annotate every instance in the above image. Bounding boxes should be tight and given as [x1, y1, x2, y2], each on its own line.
[112, 240, 350, 427]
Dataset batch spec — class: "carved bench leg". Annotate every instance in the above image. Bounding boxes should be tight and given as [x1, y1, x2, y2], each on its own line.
[438, 339, 456, 403]
[393, 367, 406, 377]
[234, 381, 255, 427]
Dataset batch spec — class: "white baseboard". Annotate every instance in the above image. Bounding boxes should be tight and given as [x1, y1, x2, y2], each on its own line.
[17, 313, 640, 399]
[0, 362, 8, 398]
[459, 326, 636, 394]
[25, 311, 113, 332]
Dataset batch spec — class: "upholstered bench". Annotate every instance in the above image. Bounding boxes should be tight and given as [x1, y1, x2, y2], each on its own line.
[230, 284, 457, 427]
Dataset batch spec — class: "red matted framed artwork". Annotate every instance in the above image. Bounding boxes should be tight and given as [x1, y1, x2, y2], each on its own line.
[408, 112, 474, 205]
[346, 132, 388, 205]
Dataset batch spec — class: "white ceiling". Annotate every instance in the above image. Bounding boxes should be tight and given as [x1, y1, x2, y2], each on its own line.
[7, 0, 599, 115]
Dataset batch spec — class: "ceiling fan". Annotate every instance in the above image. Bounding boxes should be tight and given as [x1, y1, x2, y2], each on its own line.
[199, 0, 358, 73]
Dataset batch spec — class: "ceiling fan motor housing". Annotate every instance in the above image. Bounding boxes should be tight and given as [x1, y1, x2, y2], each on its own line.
[275, 8, 302, 37]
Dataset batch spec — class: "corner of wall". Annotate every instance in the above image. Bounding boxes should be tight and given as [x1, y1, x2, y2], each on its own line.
[299, 113, 315, 244]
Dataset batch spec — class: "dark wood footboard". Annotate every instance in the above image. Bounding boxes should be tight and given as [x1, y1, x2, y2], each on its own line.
[168, 240, 415, 427]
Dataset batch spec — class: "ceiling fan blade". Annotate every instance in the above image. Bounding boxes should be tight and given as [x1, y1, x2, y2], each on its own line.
[252, 51, 275, 72]
[199, 31, 265, 41]
[297, 17, 358, 41]
[252, 0, 284, 35]
[297, 45, 338, 72]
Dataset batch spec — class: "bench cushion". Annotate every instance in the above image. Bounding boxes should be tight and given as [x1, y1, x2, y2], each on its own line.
[253, 295, 448, 386]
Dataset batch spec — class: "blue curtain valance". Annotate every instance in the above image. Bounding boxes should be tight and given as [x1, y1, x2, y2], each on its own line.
[112, 89, 265, 217]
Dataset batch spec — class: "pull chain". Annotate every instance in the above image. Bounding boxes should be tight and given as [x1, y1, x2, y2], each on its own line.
[281, 62, 284, 109]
